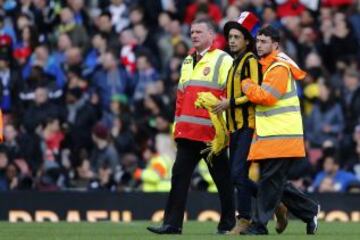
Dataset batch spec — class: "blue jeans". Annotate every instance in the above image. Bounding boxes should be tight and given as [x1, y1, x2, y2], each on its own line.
[229, 127, 257, 220]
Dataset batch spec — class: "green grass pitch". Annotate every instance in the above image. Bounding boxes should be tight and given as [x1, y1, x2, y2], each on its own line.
[0, 221, 359, 240]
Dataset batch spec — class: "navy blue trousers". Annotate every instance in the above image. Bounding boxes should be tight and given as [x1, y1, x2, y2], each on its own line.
[229, 127, 257, 220]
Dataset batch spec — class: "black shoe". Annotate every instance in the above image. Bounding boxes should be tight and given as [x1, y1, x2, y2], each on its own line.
[307, 204, 320, 235]
[147, 224, 182, 234]
[240, 224, 268, 235]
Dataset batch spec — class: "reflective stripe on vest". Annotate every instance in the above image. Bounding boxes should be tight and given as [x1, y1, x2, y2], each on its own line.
[252, 134, 303, 143]
[257, 62, 300, 116]
[178, 52, 228, 92]
[180, 79, 223, 90]
[256, 106, 301, 117]
[255, 61, 303, 137]
[175, 115, 212, 126]
[261, 78, 297, 99]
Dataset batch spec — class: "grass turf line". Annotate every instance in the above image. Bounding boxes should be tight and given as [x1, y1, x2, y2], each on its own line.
[0, 221, 358, 240]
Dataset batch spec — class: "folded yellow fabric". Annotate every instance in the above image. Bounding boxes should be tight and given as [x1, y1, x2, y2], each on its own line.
[195, 92, 228, 163]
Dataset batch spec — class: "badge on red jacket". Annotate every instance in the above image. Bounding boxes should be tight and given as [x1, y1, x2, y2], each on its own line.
[203, 67, 211, 76]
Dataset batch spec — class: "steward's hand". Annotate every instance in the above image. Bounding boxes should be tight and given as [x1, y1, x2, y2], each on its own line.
[212, 97, 229, 114]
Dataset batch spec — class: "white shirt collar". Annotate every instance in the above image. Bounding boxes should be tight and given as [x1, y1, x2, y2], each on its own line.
[197, 47, 210, 57]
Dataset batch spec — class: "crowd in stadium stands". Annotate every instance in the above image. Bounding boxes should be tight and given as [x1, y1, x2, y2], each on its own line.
[0, 0, 359, 193]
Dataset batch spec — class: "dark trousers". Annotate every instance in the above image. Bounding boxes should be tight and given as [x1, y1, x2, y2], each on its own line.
[163, 139, 235, 230]
[229, 127, 257, 220]
[253, 158, 319, 232]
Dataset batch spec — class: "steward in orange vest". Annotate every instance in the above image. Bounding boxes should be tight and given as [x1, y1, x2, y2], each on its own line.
[240, 25, 320, 236]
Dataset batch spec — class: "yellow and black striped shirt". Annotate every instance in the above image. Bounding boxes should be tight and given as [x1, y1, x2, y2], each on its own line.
[226, 52, 261, 132]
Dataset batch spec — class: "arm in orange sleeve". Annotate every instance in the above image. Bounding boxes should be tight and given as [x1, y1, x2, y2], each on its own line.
[233, 57, 261, 106]
[241, 65, 289, 106]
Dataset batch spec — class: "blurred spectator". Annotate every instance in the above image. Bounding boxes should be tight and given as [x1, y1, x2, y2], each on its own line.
[306, 82, 344, 148]
[41, 117, 64, 156]
[219, 5, 241, 30]
[14, 25, 38, 60]
[301, 67, 321, 116]
[345, 129, 360, 180]
[102, 93, 130, 128]
[84, 33, 108, 76]
[52, 33, 73, 69]
[19, 65, 61, 104]
[341, 70, 360, 135]
[2, 123, 21, 160]
[346, 133, 360, 181]
[154, 113, 176, 161]
[184, 0, 222, 25]
[0, 50, 23, 114]
[262, 4, 282, 29]
[13, 0, 36, 22]
[22, 86, 66, 133]
[92, 51, 133, 111]
[63, 86, 98, 164]
[32, 0, 58, 42]
[96, 11, 119, 51]
[88, 163, 117, 191]
[58, 7, 89, 52]
[319, 12, 358, 73]
[276, 0, 305, 18]
[119, 29, 138, 75]
[15, 13, 32, 33]
[73, 155, 95, 188]
[297, 26, 317, 67]
[310, 154, 358, 192]
[128, 5, 145, 27]
[111, 114, 136, 158]
[133, 22, 160, 66]
[133, 145, 172, 192]
[132, 53, 160, 102]
[67, 0, 92, 33]
[64, 47, 83, 71]
[0, 149, 10, 190]
[36, 160, 62, 191]
[117, 153, 140, 191]
[108, 0, 130, 33]
[300, 9, 316, 27]
[157, 14, 186, 71]
[23, 45, 66, 89]
[90, 122, 120, 172]
[0, 14, 16, 44]
[2, 162, 19, 191]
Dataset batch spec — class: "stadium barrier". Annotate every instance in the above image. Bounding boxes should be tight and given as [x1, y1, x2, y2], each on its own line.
[0, 192, 359, 222]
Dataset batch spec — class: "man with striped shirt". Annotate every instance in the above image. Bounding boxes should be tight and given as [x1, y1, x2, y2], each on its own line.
[213, 11, 261, 234]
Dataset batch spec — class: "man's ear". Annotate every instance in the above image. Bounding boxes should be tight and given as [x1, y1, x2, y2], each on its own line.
[272, 41, 279, 51]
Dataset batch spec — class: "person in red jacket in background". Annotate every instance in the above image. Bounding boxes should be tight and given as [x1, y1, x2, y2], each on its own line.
[184, 0, 222, 25]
